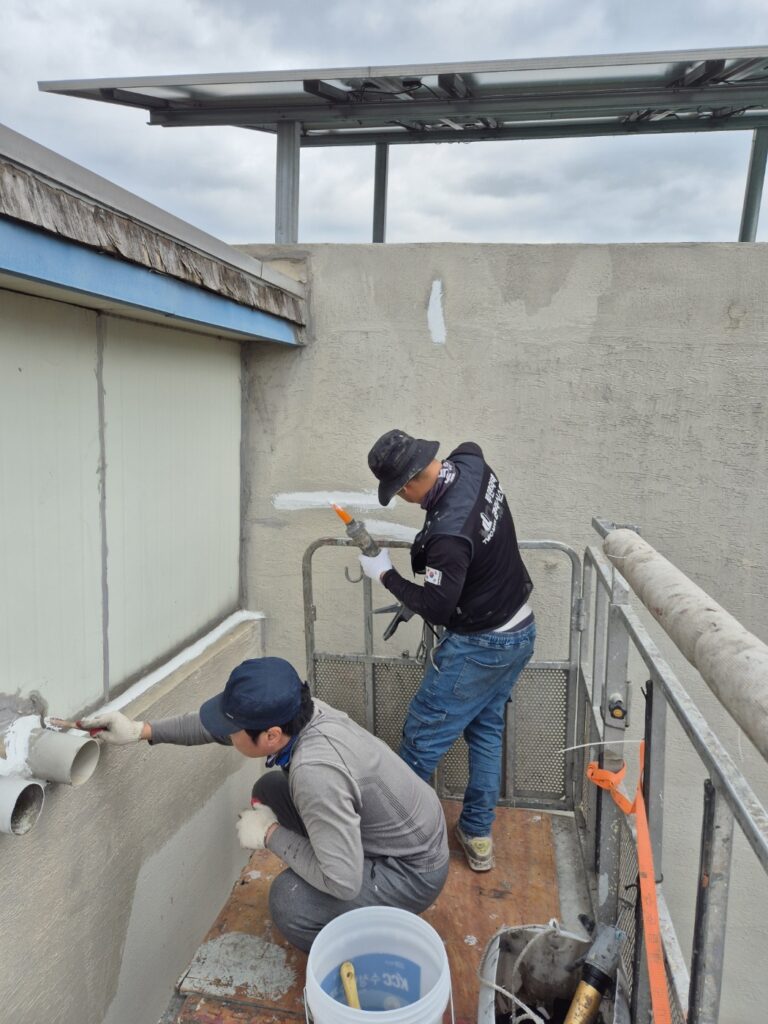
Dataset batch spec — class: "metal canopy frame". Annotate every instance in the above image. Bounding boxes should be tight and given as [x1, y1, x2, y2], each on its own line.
[40, 46, 768, 243]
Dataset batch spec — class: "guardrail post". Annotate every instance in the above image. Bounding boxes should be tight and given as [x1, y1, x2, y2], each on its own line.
[632, 674, 668, 1023]
[596, 568, 630, 926]
[688, 779, 734, 1024]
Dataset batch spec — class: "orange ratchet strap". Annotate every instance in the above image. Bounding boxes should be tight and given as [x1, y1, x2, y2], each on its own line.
[587, 743, 672, 1024]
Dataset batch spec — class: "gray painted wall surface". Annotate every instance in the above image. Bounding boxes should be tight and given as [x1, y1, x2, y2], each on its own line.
[0, 618, 262, 1024]
[241, 242, 768, 1022]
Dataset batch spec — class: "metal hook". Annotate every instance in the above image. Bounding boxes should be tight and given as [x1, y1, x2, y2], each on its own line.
[344, 565, 364, 583]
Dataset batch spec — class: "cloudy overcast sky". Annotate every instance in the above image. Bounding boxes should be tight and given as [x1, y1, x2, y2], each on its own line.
[3, 1, 767, 245]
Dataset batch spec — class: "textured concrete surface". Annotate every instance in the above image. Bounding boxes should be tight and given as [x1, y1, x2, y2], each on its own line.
[0, 617, 263, 1024]
[241, 242, 768, 1023]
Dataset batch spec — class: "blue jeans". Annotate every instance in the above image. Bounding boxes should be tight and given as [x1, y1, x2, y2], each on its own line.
[399, 620, 535, 836]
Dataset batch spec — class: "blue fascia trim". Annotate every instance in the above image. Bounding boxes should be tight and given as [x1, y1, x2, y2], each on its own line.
[0, 218, 299, 345]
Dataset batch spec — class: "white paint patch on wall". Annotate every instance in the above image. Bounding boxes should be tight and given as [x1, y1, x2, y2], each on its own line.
[428, 279, 447, 345]
[273, 491, 392, 511]
[362, 519, 418, 543]
[0, 716, 40, 776]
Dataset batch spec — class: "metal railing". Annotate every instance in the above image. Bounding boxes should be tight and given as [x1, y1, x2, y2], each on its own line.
[302, 535, 582, 810]
[301, 524, 768, 1022]
[575, 518, 768, 1024]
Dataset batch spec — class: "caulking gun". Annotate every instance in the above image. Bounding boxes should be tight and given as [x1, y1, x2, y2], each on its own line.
[331, 504, 380, 556]
[331, 504, 414, 639]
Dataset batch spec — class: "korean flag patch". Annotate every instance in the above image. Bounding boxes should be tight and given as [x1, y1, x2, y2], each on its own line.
[425, 566, 443, 586]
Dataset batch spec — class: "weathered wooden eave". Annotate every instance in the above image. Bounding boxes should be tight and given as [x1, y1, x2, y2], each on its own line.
[0, 124, 306, 328]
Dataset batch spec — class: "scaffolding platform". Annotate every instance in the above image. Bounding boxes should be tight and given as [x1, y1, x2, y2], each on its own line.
[161, 800, 575, 1024]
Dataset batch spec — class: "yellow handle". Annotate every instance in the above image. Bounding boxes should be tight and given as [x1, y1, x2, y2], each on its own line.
[340, 960, 361, 1009]
[563, 980, 603, 1024]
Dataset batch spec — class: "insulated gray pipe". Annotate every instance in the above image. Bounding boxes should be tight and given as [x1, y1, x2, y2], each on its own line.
[603, 529, 768, 761]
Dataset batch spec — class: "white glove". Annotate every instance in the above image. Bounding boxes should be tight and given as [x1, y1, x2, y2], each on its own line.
[358, 548, 393, 581]
[78, 711, 144, 745]
[237, 805, 278, 850]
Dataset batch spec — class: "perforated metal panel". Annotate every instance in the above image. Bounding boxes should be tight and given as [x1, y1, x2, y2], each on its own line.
[509, 666, 569, 801]
[372, 660, 424, 751]
[618, 819, 640, 987]
[313, 656, 367, 727]
[304, 538, 581, 812]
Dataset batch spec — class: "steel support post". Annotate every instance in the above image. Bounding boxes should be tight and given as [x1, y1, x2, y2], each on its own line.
[688, 779, 734, 1024]
[592, 577, 609, 712]
[632, 674, 668, 1024]
[372, 143, 389, 243]
[596, 569, 630, 926]
[362, 577, 376, 734]
[275, 121, 301, 243]
[738, 127, 768, 241]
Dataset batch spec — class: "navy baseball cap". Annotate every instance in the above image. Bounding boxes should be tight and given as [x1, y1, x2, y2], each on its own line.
[199, 657, 303, 736]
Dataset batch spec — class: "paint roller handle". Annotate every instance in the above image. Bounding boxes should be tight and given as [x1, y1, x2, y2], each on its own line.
[340, 961, 361, 1009]
[47, 717, 105, 737]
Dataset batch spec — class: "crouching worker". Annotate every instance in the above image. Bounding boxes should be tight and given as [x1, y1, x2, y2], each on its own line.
[80, 657, 449, 952]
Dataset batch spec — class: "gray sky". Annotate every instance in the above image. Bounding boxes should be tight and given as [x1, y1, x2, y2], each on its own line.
[3, 1, 767, 244]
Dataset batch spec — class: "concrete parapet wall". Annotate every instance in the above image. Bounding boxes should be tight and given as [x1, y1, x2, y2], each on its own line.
[241, 242, 768, 1024]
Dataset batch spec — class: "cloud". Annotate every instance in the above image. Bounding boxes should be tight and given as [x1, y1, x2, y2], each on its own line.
[2, 0, 767, 244]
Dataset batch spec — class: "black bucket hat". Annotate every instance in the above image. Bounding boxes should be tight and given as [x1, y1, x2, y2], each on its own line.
[368, 429, 439, 506]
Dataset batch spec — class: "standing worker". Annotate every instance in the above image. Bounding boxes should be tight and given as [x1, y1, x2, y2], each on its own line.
[359, 430, 535, 872]
[80, 657, 449, 951]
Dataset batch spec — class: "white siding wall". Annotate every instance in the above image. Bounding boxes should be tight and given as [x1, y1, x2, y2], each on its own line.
[0, 289, 242, 714]
[0, 292, 103, 712]
[104, 319, 241, 684]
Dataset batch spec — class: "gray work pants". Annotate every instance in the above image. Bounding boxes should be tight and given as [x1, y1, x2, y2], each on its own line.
[252, 770, 449, 952]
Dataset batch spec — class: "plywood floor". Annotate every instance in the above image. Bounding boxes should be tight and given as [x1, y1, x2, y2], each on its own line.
[165, 802, 559, 1024]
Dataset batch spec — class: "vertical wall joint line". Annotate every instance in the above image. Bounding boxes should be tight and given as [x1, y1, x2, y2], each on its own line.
[95, 314, 110, 701]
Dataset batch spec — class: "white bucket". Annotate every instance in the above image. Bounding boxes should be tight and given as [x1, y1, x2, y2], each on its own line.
[305, 906, 452, 1023]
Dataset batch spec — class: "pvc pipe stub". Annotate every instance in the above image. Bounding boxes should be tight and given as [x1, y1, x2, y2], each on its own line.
[0, 776, 45, 835]
[26, 729, 101, 786]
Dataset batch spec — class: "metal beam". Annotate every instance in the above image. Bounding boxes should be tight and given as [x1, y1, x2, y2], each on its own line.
[148, 83, 768, 128]
[739, 127, 768, 241]
[275, 121, 301, 243]
[303, 79, 351, 103]
[437, 73, 471, 98]
[38, 46, 768, 97]
[300, 114, 768, 148]
[372, 143, 389, 243]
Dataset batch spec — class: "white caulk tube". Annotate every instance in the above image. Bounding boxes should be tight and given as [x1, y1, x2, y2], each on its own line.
[0, 776, 45, 835]
[25, 728, 101, 786]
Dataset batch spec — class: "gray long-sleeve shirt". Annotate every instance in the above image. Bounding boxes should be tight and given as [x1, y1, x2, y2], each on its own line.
[148, 699, 448, 901]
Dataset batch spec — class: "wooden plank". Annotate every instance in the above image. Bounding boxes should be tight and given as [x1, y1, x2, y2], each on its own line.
[171, 801, 559, 1024]
[423, 802, 560, 1024]
[176, 993, 303, 1022]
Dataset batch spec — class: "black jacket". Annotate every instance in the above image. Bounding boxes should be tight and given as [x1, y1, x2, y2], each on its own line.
[382, 442, 532, 633]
